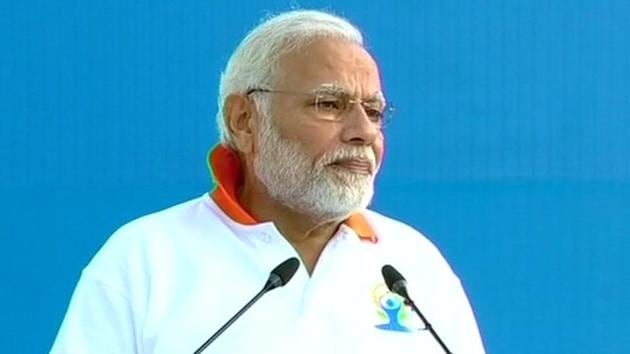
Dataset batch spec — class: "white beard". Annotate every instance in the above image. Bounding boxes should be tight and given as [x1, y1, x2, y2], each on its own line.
[253, 113, 377, 222]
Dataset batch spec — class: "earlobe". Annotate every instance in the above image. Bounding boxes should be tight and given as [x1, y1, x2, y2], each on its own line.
[225, 94, 255, 153]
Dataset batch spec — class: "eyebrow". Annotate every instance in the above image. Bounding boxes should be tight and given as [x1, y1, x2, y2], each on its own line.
[311, 83, 386, 103]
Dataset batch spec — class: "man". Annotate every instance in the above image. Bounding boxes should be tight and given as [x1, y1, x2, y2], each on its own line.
[51, 10, 485, 354]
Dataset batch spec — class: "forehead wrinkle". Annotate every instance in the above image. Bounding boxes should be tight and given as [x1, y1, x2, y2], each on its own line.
[277, 39, 382, 95]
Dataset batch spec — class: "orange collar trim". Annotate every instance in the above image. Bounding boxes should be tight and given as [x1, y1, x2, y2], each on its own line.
[208, 145, 377, 242]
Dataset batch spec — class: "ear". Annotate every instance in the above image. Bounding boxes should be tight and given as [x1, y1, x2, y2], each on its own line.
[224, 93, 257, 154]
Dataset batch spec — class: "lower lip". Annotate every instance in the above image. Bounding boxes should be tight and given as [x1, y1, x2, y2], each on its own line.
[328, 162, 372, 175]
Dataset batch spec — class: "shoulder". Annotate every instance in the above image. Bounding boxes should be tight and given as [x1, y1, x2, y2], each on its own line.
[82, 194, 215, 280]
[361, 209, 444, 257]
[115, 194, 213, 236]
[360, 208, 460, 283]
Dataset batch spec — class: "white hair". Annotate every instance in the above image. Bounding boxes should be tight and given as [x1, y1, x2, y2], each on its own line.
[254, 106, 376, 221]
[216, 9, 364, 148]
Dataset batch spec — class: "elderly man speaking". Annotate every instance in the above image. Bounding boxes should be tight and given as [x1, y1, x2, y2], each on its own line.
[51, 9, 485, 354]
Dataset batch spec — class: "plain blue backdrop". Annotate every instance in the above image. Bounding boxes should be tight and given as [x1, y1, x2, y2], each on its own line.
[2, 1, 629, 353]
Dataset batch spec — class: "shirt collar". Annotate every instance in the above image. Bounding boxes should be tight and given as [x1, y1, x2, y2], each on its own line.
[208, 144, 377, 242]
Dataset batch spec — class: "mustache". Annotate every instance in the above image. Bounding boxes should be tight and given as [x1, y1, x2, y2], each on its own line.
[318, 147, 377, 168]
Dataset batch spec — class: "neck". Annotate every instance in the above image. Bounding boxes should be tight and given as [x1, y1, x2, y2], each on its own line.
[239, 170, 345, 274]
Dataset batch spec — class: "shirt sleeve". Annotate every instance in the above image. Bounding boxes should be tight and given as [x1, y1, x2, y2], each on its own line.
[50, 273, 140, 354]
[447, 279, 486, 354]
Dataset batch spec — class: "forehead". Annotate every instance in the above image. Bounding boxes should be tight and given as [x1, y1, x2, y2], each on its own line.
[275, 38, 382, 95]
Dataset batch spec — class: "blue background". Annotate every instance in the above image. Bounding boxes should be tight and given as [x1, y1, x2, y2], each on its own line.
[2, 1, 629, 353]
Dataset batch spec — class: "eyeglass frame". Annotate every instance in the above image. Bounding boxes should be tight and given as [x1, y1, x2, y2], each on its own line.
[246, 84, 394, 128]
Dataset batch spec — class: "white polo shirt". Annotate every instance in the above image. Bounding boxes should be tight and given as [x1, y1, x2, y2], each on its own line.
[51, 146, 485, 354]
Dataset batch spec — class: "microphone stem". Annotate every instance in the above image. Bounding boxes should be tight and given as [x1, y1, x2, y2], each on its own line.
[405, 299, 453, 354]
[194, 285, 270, 354]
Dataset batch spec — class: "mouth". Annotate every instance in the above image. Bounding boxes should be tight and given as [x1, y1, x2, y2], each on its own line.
[327, 159, 374, 175]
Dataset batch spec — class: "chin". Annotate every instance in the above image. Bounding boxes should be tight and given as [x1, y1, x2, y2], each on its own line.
[313, 193, 373, 221]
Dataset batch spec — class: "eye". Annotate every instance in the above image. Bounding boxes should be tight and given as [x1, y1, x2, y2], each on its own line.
[363, 103, 385, 123]
[315, 97, 343, 113]
[365, 108, 384, 122]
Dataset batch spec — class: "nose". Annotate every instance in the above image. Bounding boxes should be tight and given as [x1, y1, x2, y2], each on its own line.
[340, 103, 381, 146]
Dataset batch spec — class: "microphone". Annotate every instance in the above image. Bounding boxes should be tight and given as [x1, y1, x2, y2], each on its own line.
[381, 265, 453, 354]
[194, 257, 300, 354]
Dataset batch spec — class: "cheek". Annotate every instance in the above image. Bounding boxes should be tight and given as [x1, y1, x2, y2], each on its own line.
[292, 127, 340, 157]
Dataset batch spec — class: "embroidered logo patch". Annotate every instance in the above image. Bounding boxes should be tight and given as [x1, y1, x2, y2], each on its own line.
[372, 283, 418, 332]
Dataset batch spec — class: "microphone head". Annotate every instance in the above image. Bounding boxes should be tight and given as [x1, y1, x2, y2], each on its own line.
[266, 257, 300, 290]
[381, 264, 410, 299]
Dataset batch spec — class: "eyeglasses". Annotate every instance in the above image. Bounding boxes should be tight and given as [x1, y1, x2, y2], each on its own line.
[247, 85, 394, 128]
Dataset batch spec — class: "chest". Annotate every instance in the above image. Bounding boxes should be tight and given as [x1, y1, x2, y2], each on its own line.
[139, 241, 445, 354]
